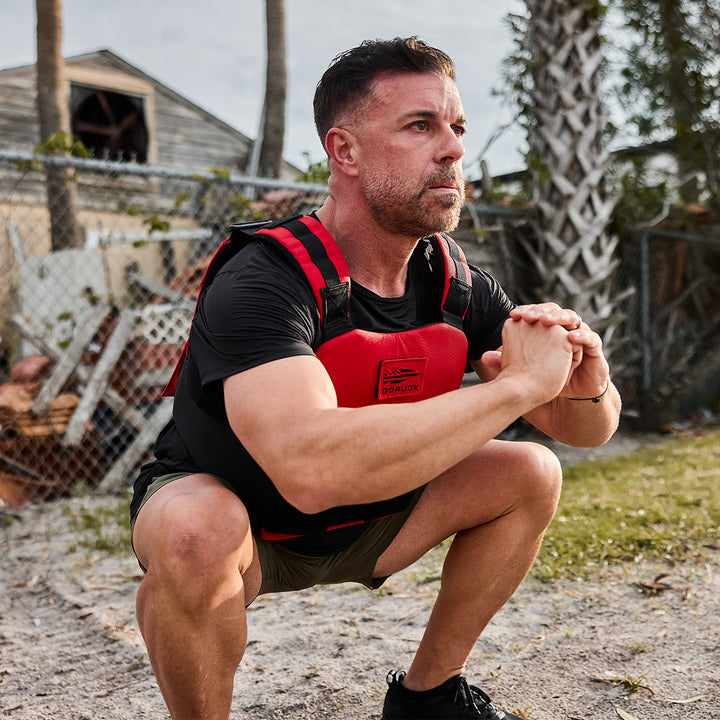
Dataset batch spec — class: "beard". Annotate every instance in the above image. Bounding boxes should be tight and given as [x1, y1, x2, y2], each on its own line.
[362, 167, 465, 238]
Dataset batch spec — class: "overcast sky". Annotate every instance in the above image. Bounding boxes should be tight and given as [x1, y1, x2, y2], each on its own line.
[0, 0, 528, 177]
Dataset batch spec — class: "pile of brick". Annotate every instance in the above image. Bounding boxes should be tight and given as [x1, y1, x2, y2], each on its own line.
[0, 355, 104, 508]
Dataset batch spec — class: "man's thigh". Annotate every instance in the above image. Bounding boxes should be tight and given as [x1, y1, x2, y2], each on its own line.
[372, 439, 561, 579]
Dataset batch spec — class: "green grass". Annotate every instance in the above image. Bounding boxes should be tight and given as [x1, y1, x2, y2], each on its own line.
[533, 428, 720, 581]
[63, 493, 133, 557]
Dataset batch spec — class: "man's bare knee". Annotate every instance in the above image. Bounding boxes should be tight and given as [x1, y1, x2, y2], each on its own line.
[167, 504, 248, 564]
[139, 513, 252, 625]
[513, 442, 562, 522]
[135, 482, 254, 598]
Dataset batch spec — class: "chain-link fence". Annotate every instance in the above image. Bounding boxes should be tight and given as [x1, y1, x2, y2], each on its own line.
[617, 226, 720, 426]
[1, 150, 719, 508]
[454, 203, 720, 428]
[0, 150, 327, 508]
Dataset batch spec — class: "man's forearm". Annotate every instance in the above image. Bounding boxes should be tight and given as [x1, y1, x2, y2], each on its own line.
[227, 320, 580, 512]
[524, 380, 621, 448]
[260, 373, 543, 513]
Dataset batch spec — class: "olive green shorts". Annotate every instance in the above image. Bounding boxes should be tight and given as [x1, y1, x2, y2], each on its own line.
[131, 472, 424, 596]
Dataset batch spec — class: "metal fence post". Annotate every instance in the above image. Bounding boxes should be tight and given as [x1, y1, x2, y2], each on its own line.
[639, 229, 652, 391]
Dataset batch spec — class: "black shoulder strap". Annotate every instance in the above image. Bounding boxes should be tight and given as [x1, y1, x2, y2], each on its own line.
[429, 233, 472, 329]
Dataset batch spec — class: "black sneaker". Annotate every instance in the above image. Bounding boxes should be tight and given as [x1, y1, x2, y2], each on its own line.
[382, 669, 523, 719]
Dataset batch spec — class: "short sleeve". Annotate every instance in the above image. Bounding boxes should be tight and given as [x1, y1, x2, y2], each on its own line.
[189, 241, 320, 388]
[465, 265, 516, 361]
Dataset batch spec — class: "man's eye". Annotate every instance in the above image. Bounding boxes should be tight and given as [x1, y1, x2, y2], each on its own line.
[453, 125, 466, 137]
[412, 120, 429, 131]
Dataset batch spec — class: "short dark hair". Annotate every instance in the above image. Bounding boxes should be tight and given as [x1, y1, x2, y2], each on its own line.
[313, 36, 456, 149]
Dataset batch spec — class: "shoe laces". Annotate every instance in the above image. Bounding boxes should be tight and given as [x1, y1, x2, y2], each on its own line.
[452, 676, 505, 719]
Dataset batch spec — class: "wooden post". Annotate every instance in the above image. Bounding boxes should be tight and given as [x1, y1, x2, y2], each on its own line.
[62, 309, 137, 446]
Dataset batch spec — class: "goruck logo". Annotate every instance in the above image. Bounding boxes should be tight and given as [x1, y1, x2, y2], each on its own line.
[377, 358, 427, 399]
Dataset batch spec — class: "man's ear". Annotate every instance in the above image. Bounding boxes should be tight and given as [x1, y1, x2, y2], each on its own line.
[324, 128, 359, 177]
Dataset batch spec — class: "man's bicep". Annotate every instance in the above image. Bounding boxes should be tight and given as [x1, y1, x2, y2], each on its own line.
[223, 354, 337, 464]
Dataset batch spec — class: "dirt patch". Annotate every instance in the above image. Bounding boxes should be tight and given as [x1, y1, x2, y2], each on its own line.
[1, 432, 718, 719]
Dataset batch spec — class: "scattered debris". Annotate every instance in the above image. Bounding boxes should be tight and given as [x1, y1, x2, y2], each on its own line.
[633, 572, 674, 596]
[615, 709, 641, 720]
[666, 695, 708, 705]
[1, 300, 181, 507]
[591, 672, 653, 695]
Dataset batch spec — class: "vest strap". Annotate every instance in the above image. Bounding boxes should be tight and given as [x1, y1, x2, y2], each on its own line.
[162, 219, 472, 397]
[432, 234, 472, 329]
[256, 216, 351, 329]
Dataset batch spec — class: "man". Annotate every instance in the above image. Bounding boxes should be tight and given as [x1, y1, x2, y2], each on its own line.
[131, 37, 620, 720]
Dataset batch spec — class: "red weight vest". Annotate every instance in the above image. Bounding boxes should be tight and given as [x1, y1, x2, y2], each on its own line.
[164, 214, 472, 407]
[163, 214, 473, 542]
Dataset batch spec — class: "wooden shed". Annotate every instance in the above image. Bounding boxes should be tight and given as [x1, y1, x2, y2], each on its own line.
[0, 48, 297, 176]
[0, 49, 301, 359]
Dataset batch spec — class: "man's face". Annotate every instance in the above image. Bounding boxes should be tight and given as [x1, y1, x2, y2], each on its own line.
[353, 72, 467, 238]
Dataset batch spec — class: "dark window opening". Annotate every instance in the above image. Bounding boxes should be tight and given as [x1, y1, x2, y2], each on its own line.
[70, 85, 148, 163]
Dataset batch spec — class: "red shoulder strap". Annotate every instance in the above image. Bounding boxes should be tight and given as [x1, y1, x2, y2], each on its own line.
[255, 215, 350, 325]
[162, 215, 352, 396]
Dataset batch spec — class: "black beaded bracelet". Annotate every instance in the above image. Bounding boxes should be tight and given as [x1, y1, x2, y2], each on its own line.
[566, 380, 609, 403]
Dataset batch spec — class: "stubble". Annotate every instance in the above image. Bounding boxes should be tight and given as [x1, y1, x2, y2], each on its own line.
[363, 168, 465, 238]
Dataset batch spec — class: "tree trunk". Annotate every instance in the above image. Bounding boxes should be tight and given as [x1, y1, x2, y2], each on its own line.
[521, 1, 623, 355]
[657, 2, 720, 208]
[257, 0, 286, 179]
[36, 0, 82, 250]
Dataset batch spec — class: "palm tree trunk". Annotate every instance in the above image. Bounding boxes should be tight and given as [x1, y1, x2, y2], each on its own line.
[522, 0, 622, 347]
[257, 0, 286, 179]
[36, 0, 81, 250]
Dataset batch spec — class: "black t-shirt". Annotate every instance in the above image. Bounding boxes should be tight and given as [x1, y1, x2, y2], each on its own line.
[131, 231, 515, 553]
[192, 239, 512, 379]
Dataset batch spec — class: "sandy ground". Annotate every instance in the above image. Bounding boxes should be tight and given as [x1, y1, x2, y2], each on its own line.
[1, 432, 718, 720]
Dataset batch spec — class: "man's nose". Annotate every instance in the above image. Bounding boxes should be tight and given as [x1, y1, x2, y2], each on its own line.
[436, 127, 465, 164]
